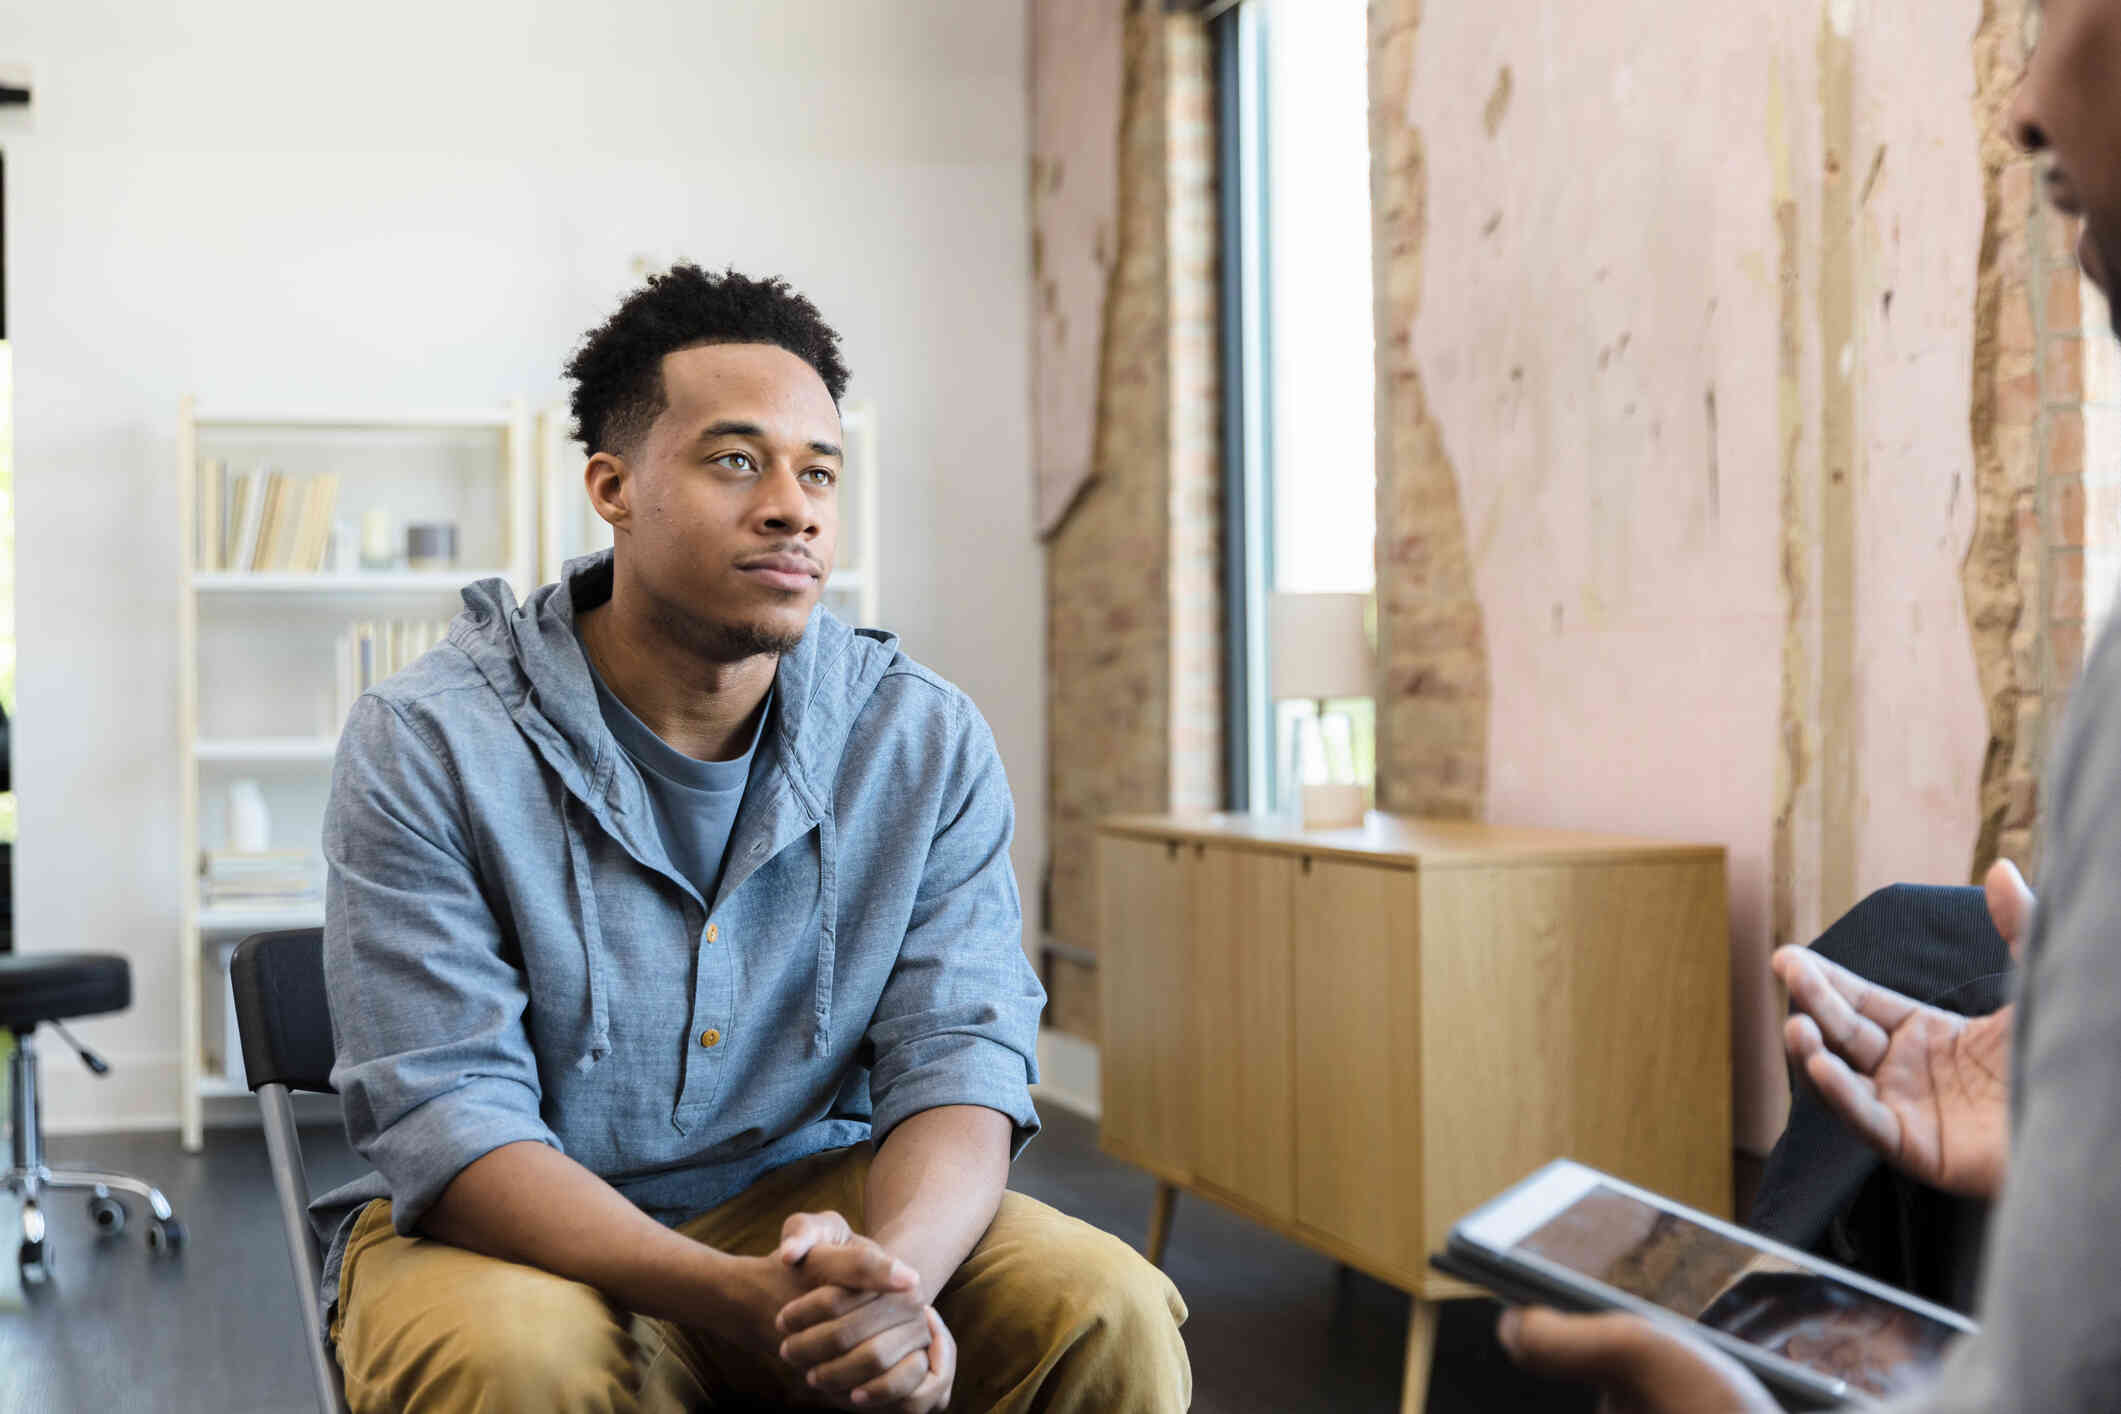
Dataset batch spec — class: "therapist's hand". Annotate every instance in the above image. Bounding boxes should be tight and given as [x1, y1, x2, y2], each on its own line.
[1771, 857, 2030, 1201]
[1499, 1307, 1781, 1414]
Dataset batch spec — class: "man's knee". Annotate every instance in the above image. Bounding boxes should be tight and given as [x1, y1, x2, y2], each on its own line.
[336, 1213, 639, 1414]
[1055, 1229, 1188, 1357]
[413, 1297, 637, 1414]
[953, 1203, 1190, 1411]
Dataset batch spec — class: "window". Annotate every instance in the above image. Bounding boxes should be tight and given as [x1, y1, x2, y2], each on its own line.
[1215, 0, 1377, 814]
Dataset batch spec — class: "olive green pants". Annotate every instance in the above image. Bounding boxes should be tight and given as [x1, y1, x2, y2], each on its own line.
[329, 1146, 1191, 1413]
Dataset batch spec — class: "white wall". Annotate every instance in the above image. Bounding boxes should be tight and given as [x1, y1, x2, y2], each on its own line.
[0, 0, 1043, 1131]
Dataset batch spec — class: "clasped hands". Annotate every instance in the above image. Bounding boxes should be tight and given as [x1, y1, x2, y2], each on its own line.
[727, 1210, 955, 1412]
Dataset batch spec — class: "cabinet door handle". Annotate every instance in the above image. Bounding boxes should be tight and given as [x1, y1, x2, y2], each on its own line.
[1301, 855, 1314, 875]
[1166, 841, 1180, 861]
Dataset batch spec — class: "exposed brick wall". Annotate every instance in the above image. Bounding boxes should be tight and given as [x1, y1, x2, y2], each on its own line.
[1167, 19, 1224, 822]
[1042, 5, 1221, 1039]
[1367, 0, 1490, 818]
[1968, 0, 2089, 879]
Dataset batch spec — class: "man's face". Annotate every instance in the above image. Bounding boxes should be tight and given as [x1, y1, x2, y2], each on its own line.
[2013, 0, 2121, 336]
[591, 342, 841, 659]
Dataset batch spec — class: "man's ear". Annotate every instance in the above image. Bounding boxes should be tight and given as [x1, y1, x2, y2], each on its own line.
[584, 451, 629, 530]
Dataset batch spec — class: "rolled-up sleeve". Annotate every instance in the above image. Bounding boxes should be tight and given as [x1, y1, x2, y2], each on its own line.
[864, 697, 1046, 1155]
[323, 694, 560, 1236]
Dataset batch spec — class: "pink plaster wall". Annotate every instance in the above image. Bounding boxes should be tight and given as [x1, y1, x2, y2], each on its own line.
[1399, 0, 1986, 1149]
[1031, 0, 1125, 535]
[1845, 10, 1990, 896]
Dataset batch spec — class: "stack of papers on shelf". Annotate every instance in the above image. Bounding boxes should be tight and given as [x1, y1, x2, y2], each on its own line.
[199, 848, 323, 908]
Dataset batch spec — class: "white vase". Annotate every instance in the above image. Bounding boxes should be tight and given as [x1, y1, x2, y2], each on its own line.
[226, 779, 271, 853]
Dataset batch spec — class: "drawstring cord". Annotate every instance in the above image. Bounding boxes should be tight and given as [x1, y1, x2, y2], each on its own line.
[561, 796, 612, 1071]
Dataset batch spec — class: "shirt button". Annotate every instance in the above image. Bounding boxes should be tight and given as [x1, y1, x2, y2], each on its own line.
[705, 923, 719, 943]
[699, 1028, 722, 1049]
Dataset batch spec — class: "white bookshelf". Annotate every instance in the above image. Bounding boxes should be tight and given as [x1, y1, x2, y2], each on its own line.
[834, 402, 883, 630]
[196, 1073, 252, 1101]
[192, 569, 517, 594]
[175, 396, 535, 1150]
[197, 409, 516, 430]
[198, 902, 328, 933]
[194, 737, 340, 764]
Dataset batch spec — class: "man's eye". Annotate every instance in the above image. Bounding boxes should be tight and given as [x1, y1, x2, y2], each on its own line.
[713, 451, 755, 471]
[802, 467, 838, 486]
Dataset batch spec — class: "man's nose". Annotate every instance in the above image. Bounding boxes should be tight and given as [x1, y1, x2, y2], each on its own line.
[756, 465, 817, 538]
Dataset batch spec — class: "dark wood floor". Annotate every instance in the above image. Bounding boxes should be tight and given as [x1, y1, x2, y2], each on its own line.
[0, 1106, 1591, 1413]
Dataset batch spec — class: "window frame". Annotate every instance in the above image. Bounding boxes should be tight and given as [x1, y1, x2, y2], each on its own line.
[1213, 0, 1273, 812]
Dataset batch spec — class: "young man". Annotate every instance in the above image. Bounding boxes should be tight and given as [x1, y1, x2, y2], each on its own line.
[1503, 0, 2121, 1407]
[313, 266, 1190, 1413]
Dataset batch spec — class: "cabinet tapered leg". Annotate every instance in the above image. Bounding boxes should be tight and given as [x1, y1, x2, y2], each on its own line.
[1143, 1182, 1179, 1267]
[1400, 1298, 1439, 1414]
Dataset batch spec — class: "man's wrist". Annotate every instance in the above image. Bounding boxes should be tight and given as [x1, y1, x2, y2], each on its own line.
[687, 1245, 761, 1328]
[868, 1220, 951, 1305]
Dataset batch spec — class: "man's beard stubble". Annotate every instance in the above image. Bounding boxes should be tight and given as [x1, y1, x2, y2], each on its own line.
[653, 594, 809, 663]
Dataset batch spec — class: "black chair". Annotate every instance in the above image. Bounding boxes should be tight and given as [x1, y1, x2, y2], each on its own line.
[230, 927, 348, 1414]
[1, 952, 185, 1280]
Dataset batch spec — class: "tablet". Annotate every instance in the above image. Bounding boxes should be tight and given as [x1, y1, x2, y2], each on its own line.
[1434, 1160, 1977, 1409]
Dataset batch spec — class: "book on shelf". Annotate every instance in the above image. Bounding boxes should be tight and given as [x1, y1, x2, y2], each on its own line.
[265, 471, 308, 571]
[224, 470, 262, 573]
[336, 617, 451, 722]
[295, 473, 340, 572]
[199, 848, 323, 907]
[195, 459, 226, 572]
[249, 470, 288, 571]
[199, 463, 344, 576]
[201, 847, 311, 869]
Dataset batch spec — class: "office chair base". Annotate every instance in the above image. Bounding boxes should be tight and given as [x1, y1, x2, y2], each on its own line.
[16, 1196, 47, 1282]
[3, 1168, 185, 1282]
[7, 1026, 184, 1282]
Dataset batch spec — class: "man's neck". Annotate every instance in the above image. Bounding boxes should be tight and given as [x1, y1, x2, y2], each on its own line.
[577, 596, 776, 763]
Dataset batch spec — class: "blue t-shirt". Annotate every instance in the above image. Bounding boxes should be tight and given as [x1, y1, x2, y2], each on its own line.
[578, 639, 767, 906]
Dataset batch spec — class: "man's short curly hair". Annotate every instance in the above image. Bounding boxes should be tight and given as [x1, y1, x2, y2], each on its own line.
[564, 264, 850, 455]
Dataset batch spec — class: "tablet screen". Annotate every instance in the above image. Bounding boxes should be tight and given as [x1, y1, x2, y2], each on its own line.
[1515, 1182, 1960, 1398]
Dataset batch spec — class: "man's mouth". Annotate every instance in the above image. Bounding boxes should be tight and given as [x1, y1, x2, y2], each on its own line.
[738, 553, 822, 593]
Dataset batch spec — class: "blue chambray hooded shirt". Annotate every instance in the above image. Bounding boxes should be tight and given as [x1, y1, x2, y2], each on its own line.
[309, 550, 1045, 1303]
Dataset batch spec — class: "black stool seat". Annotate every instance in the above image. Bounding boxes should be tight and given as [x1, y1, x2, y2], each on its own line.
[0, 952, 130, 1028]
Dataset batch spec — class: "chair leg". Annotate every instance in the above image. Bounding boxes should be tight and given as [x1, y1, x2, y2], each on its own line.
[1400, 1297, 1440, 1414]
[6, 1029, 183, 1256]
[40, 1169, 176, 1222]
[1144, 1181, 1179, 1267]
[8, 1028, 44, 1179]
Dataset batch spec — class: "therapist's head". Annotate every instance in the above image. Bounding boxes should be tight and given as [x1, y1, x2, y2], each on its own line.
[565, 266, 848, 660]
[2012, 0, 2121, 337]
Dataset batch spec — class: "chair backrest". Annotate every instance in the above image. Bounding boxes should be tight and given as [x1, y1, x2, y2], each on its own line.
[231, 927, 337, 1094]
[230, 926, 350, 1414]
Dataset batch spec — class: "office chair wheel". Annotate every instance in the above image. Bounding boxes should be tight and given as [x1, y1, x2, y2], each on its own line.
[145, 1217, 185, 1255]
[19, 1236, 50, 1284]
[87, 1191, 127, 1237]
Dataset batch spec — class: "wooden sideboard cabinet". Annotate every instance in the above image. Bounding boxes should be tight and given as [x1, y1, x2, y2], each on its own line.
[1096, 813, 1732, 1412]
